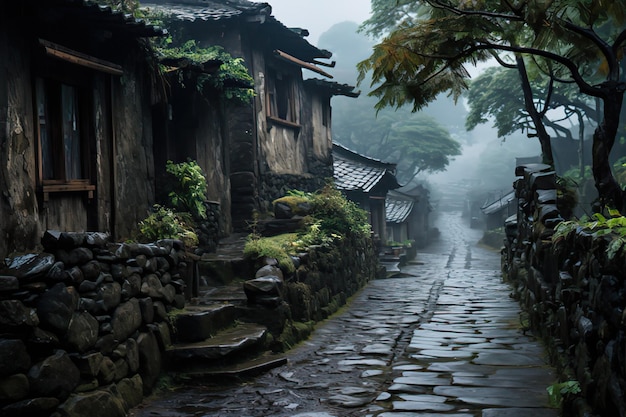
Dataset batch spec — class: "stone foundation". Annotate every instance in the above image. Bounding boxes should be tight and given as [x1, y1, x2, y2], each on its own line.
[0, 231, 188, 416]
[503, 164, 625, 416]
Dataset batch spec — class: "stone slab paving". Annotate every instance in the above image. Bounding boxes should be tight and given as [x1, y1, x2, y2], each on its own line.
[129, 212, 560, 417]
[377, 259, 559, 415]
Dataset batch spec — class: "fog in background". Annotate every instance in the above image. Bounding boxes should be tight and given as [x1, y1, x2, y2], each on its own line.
[256, 1, 543, 204]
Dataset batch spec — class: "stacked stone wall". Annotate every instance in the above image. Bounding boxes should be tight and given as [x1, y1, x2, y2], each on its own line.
[260, 172, 330, 213]
[0, 231, 188, 417]
[503, 164, 626, 416]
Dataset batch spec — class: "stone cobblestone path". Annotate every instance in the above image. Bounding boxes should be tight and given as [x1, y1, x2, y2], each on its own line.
[129, 212, 559, 417]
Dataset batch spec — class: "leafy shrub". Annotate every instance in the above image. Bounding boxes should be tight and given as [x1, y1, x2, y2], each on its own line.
[308, 184, 371, 239]
[244, 234, 297, 274]
[166, 159, 208, 220]
[137, 205, 198, 248]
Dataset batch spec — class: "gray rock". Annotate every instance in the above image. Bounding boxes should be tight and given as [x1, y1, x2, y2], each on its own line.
[65, 266, 84, 285]
[29, 327, 59, 347]
[122, 274, 142, 300]
[111, 299, 142, 342]
[137, 331, 161, 394]
[153, 301, 168, 322]
[67, 248, 94, 265]
[110, 264, 125, 281]
[55, 387, 126, 417]
[0, 339, 30, 376]
[109, 243, 132, 260]
[37, 283, 77, 333]
[244, 276, 284, 305]
[0, 300, 39, 328]
[80, 260, 101, 281]
[138, 298, 154, 324]
[1, 253, 55, 281]
[140, 274, 163, 298]
[85, 232, 110, 247]
[0, 275, 18, 291]
[98, 356, 116, 385]
[95, 334, 117, 356]
[114, 359, 129, 381]
[0, 397, 59, 416]
[28, 350, 80, 400]
[125, 338, 140, 373]
[100, 282, 122, 311]
[45, 261, 66, 282]
[256, 265, 284, 281]
[117, 374, 143, 409]
[152, 321, 172, 350]
[159, 284, 176, 303]
[66, 312, 99, 352]
[74, 352, 104, 377]
[0, 373, 29, 400]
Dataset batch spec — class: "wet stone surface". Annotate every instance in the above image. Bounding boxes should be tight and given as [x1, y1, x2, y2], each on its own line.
[129, 212, 559, 417]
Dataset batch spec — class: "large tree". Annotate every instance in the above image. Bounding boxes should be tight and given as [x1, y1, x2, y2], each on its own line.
[359, 0, 626, 210]
[466, 65, 599, 175]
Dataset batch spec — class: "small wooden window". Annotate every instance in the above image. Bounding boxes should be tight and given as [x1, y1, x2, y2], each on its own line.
[35, 77, 94, 200]
[266, 68, 301, 130]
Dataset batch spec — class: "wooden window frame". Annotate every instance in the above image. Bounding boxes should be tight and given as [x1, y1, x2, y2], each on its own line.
[34, 63, 95, 202]
[265, 66, 301, 132]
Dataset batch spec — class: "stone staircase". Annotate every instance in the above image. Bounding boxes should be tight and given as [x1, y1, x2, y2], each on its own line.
[163, 234, 287, 379]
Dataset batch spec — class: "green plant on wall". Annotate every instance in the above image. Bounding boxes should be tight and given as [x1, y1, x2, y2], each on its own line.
[140, 3, 255, 104]
[137, 204, 198, 248]
[547, 380, 581, 408]
[166, 159, 208, 220]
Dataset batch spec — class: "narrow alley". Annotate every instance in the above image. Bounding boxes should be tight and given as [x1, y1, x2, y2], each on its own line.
[129, 211, 559, 417]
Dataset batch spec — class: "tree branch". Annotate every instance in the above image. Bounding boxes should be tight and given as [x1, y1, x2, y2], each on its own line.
[425, 0, 525, 21]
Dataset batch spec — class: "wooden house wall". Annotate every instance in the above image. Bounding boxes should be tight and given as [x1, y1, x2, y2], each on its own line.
[0, 10, 159, 257]
[0, 26, 42, 258]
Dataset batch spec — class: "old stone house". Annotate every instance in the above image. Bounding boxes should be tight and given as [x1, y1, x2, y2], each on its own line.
[0, 0, 165, 259]
[143, 0, 359, 232]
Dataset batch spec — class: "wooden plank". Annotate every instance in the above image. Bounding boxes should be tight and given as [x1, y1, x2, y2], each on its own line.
[274, 49, 333, 79]
[39, 39, 124, 76]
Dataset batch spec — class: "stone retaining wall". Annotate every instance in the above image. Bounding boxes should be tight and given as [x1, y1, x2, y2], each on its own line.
[0, 231, 188, 417]
[503, 164, 625, 416]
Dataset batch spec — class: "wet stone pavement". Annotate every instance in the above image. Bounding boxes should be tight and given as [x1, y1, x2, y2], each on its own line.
[129, 212, 559, 417]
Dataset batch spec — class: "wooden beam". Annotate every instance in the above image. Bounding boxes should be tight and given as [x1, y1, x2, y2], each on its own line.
[274, 49, 333, 79]
[39, 39, 124, 76]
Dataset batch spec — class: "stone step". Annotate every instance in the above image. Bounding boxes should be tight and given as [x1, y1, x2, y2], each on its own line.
[173, 303, 240, 343]
[166, 322, 268, 370]
[178, 351, 287, 379]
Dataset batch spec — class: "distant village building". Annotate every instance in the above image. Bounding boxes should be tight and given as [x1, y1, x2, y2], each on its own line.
[143, 0, 359, 232]
[386, 183, 431, 248]
[332, 143, 400, 243]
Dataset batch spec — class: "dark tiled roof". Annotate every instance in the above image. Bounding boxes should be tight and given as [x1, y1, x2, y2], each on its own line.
[333, 143, 399, 193]
[386, 195, 414, 223]
[141, 0, 331, 61]
[481, 190, 516, 215]
[141, 0, 264, 22]
[29, 0, 166, 37]
[304, 79, 360, 98]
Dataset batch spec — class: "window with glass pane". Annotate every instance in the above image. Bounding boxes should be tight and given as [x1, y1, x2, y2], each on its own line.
[35, 78, 84, 182]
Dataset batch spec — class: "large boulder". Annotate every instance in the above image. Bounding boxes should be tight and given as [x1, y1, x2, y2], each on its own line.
[28, 350, 80, 400]
[0, 339, 30, 376]
[137, 332, 161, 394]
[37, 283, 78, 333]
[111, 299, 142, 342]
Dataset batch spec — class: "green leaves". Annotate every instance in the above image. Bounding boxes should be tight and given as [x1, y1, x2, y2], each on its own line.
[165, 160, 208, 220]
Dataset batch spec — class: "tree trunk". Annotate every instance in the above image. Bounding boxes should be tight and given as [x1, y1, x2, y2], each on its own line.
[591, 87, 625, 210]
[516, 56, 555, 167]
